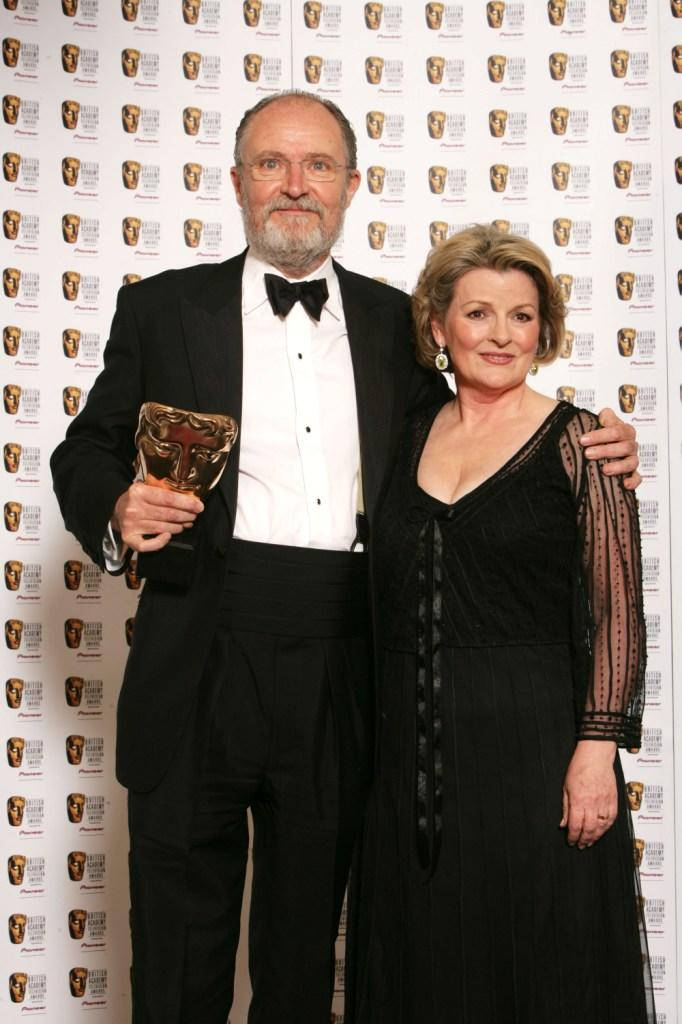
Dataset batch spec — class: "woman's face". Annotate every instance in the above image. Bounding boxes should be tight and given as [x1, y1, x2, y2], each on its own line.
[432, 267, 541, 393]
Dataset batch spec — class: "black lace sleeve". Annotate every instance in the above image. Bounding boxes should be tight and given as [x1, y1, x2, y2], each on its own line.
[559, 409, 646, 748]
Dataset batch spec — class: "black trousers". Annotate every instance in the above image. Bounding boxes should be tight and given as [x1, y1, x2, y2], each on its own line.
[128, 542, 373, 1024]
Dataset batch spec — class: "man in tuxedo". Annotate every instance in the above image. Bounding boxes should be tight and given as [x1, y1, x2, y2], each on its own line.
[51, 91, 638, 1024]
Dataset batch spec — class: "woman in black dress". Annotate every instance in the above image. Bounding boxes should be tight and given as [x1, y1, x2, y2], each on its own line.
[349, 225, 653, 1024]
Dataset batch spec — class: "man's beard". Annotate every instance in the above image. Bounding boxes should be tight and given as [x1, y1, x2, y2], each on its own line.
[240, 191, 346, 275]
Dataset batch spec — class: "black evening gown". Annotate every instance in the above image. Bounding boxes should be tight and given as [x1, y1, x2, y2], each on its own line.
[348, 399, 653, 1024]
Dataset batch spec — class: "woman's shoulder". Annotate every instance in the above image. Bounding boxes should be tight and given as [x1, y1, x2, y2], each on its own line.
[555, 402, 600, 440]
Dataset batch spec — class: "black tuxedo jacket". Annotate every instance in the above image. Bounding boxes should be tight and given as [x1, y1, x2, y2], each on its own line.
[51, 251, 445, 791]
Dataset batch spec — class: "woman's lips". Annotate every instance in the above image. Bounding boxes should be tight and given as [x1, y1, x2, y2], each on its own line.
[479, 352, 515, 364]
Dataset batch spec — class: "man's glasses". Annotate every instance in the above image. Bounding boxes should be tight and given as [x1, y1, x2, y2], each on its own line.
[241, 156, 348, 183]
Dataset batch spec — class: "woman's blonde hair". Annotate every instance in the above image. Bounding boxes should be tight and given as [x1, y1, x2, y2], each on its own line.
[412, 223, 566, 370]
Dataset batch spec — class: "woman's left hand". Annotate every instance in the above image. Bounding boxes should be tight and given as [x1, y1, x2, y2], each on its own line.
[560, 740, 618, 849]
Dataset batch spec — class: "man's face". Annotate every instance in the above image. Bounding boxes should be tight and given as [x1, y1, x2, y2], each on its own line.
[67, 792, 85, 822]
[615, 216, 633, 244]
[427, 110, 445, 139]
[7, 794, 25, 824]
[3, 37, 20, 68]
[8, 854, 26, 884]
[7, 736, 24, 767]
[616, 272, 635, 300]
[122, 217, 141, 246]
[618, 328, 636, 356]
[550, 107, 569, 135]
[183, 162, 202, 191]
[547, 0, 565, 24]
[366, 110, 384, 139]
[63, 329, 80, 357]
[552, 162, 570, 190]
[122, 48, 140, 78]
[486, 1, 504, 28]
[9, 913, 26, 944]
[367, 166, 385, 194]
[3, 326, 20, 356]
[122, 104, 140, 133]
[488, 109, 507, 137]
[243, 0, 261, 26]
[429, 165, 447, 194]
[303, 2, 321, 29]
[4, 384, 20, 413]
[487, 55, 506, 82]
[68, 850, 86, 880]
[426, 55, 445, 84]
[3, 95, 20, 125]
[183, 106, 201, 135]
[549, 52, 567, 80]
[64, 559, 82, 589]
[614, 160, 632, 188]
[3, 266, 20, 296]
[62, 100, 80, 130]
[62, 271, 80, 300]
[184, 218, 202, 247]
[243, 53, 262, 82]
[553, 218, 571, 246]
[4, 502, 21, 532]
[121, 0, 139, 20]
[6, 678, 24, 707]
[61, 44, 79, 74]
[3, 151, 20, 181]
[69, 909, 87, 939]
[183, 51, 201, 80]
[122, 160, 141, 189]
[489, 164, 508, 192]
[364, 3, 382, 29]
[612, 105, 630, 133]
[64, 618, 83, 649]
[5, 560, 22, 590]
[618, 384, 637, 413]
[3, 208, 19, 240]
[3, 443, 20, 472]
[231, 98, 360, 276]
[182, 0, 200, 24]
[66, 734, 84, 763]
[611, 49, 629, 78]
[62, 156, 80, 186]
[62, 214, 80, 243]
[65, 676, 84, 706]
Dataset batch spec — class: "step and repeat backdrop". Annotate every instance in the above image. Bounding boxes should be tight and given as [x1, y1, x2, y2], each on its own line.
[1, 1, 680, 1021]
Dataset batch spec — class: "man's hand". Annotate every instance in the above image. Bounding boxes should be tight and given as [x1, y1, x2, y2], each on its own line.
[579, 406, 641, 489]
[111, 481, 203, 553]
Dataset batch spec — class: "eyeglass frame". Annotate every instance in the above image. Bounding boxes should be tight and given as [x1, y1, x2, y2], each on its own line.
[237, 154, 352, 183]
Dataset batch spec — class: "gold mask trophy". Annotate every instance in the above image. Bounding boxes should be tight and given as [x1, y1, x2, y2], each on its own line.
[135, 402, 238, 499]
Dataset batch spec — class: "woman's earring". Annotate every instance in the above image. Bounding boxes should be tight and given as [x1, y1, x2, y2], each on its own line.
[528, 361, 539, 375]
[435, 347, 449, 371]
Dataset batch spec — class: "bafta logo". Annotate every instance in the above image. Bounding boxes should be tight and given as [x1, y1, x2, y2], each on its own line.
[5, 559, 22, 590]
[552, 218, 571, 247]
[559, 329, 574, 359]
[184, 218, 203, 248]
[556, 385, 575, 404]
[365, 56, 384, 84]
[67, 792, 85, 823]
[425, 2, 444, 29]
[673, 0, 682, 16]
[67, 850, 86, 881]
[6, 736, 24, 767]
[70, 967, 88, 998]
[3, 326, 21, 356]
[3, 209, 20, 240]
[64, 618, 83, 649]
[66, 734, 85, 765]
[612, 105, 630, 134]
[547, 0, 565, 24]
[366, 110, 384, 139]
[304, 55, 323, 84]
[626, 780, 643, 811]
[61, 99, 80, 130]
[3, 151, 21, 182]
[4, 442, 21, 472]
[122, 160, 141, 190]
[303, 2, 321, 29]
[182, 0, 201, 24]
[489, 164, 508, 193]
[4, 502, 21, 532]
[550, 106, 569, 136]
[63, 328, 81, 358]
[183, 162, 202, 191]
[429, 221, 448, 247]
[618, 383, 637, 413]
[69, 908, 88, 939]
[555, 273, 573, 302]
[183, 106, 201, 136]
[486, 1, 505, 28]
[488, 109, 507, 138]
[609, 0, 627, 23]
[3, 266, 20, 297]
[123, 272, 142, 285]
[492, 219, 510, 233]
[617, 328, 636, 357]
[62, 156, 80, 186]
[65, 675, 85, 706]
[615, 216, 633, 245]
[122, 48, 141, 78]
[122, 216, 141, 246]
[9, 913, 27, 944]
[63, 559, 83, 590]
[366, 166, 385, 194]
[429, 165, 447, 194]
[551, 161, 570, 191]
[9, 972, 27, 1004]
[243, 0, 261, 26]
[4, 383, 21, 414]
[62, 213, 80, 244]
[122, 0, 140, 20]
[62, 0, 78, 12]
[183, 51, 201, 81]
[616, 271, 635, 301]
[367, 221, 386, 249]
[611, 49, 629, 78]
[6, 677, 24, 707]
[674, 101, 682, 129]
[364, 2, 383, 29]
[62, 270, 81, 301]
[426, 55, 445, 84]
[122, 104, 140, 134]
[243, 53, 262, 82]
[7, 794, 25, 825]
[613, 160, 632, 189]
[61, 44, 80, 74]
[125, 558, 141, 589]
[2, 37, 20, 69]
[3, 94, 20, 125]
[633, 837, 645, 868]
[125, 616, 135, 646]
[549, 52, 567, 81]
[8, 853, 26, 884]
[427, 110, 446, 139]
[673, 45, 682, 73]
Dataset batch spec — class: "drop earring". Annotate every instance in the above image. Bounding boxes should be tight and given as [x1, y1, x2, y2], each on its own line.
[435, 346, 449, 371]
[528, 361, 539, 375]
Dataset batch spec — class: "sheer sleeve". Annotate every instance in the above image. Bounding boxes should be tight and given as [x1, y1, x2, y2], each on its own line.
[559, 410, 646, 748]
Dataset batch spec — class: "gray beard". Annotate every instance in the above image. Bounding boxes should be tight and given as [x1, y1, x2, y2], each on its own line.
[240, 193, 345, 277]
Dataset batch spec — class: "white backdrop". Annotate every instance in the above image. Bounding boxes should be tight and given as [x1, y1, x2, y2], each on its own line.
[0, 2, 678, 1021]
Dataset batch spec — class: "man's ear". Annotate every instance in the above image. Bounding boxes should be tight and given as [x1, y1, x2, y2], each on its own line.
[344, 168, 362, 207]
[230, 166, 244, 208]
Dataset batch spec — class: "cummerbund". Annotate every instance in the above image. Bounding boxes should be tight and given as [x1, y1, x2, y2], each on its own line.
[220, 539, 370, 638]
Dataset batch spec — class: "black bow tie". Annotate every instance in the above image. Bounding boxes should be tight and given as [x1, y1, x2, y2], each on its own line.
[264, 273, 329, 322]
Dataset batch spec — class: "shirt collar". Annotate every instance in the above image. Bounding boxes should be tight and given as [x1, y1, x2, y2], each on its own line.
[242, 249, 342, 322]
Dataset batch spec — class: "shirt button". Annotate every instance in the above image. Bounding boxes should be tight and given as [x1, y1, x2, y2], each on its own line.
[305, 426, 311, 433]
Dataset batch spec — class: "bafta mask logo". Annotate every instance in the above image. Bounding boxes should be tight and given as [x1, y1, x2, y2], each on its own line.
[367, 221, 386, 250]
[613, 160, 632, 189]
[626, 780, 643, 811]
[121, 0, 140, 20]
[677, 156, 682, 184]
[366, 166, 385, 194]
[182, 0, 201, 24]
[61, 43, 80, 74]
[5, 0, 19, 7]
[62, 156, 80, 187]
[7, 794, 25, 825]
[69, 909, 87, 939]
[243, 53, 262, 82]
[6, 677, 24, 708]
[488, 109, 507, 138]
[489, 164, 508, 193]
[7, 736, 24, 767]
[66, 733, 84, 765]
[184, 218, 203, 248]
[3, 266, 21, 297]
[426, 55, 445, 84]
[4, 384, 21, 414]
[425, 2, 444, 29]
[4, 442, 21, 473]
[122, 160, 141, 190]
[547, 0, 565, 24]
[551, 161, 570, 191]
[366, 110, 384, 139]
[674, 100, 682, 129]
[303, 1, 321, 29]
[64, 559, 83, 590]
[618, 327, 636, 357]
[62, 213, 80, 244]
[123, 272, 141, 285]
[559, 329, 574, 359]
[550, 106, 569, 136]
[62, 99, 80, 130]
[243, 0, 261, 26]
[365, 56, 384, 84]
[492, 218, 510, 233]
[633, 837, 645, 868]
[673, 0, 682, 15]
[67, 792, 85, 823]
[2, 209, 20, 240]
[183, 162, 202, 191]
[487, 54, 506, 82]
[182, 50, 201, 81]
[9, 913, 26, 944]
[304, 55, 323, 84]
[63, 328, 81, 358]
[555, 273, 573, 302]
[429, 221, 448, 247]
[553, 218, 572, 247]
[3, 94, 20, 126]
[8, 853, 26, 884]
[5, 559, 22, 591]
[3, 325, 21, 356]
[125, 616, 134, 646]
[65, 675, 84, 706]
[611, 49, 629, 79]
[122, 216, 141, 247]
[122, 104, 140, 134]
[125, 558, 141, 590]
[68, 850, 86, 880]
[609, 0, 627, 23]
[427, 110, 446, 139]
[612, 104, 631, 134]
[62, 270, 80, 301]
[364, 2, 383, 29]
[618, 383, 637, 413]
[429, 165, 448, 194]
[614, 216, 633, 245]
[677, 212, 682, 239]
[70, 967, 88, 999]
[64, 618, 83, 650]
[616, 271, 635, 301]
[549, 52, 567, 81]
[486, 1, 505, 28]
[673, 45, 682, 73]
[4, 502, 21, 532]
[9, 972, 27, 1004]
[556, 385, 575, 404]
[183, 106, 202, 136]
[3, 151, 21, 182]
[2, 37, 20, 69]
[122, 48, 141, 78]
[62, 0, 78, 12]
